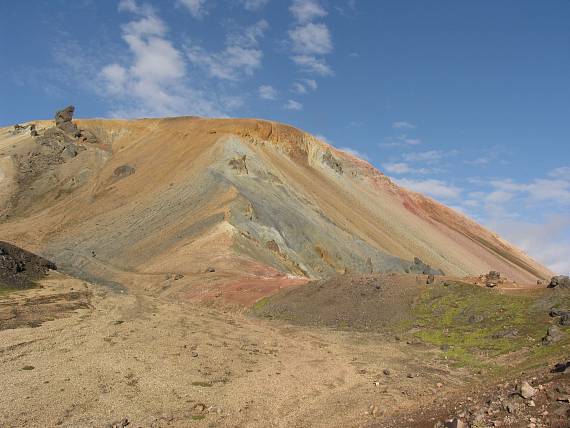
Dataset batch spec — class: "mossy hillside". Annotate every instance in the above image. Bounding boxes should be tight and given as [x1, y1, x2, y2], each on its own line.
[410, 282, 570, 368]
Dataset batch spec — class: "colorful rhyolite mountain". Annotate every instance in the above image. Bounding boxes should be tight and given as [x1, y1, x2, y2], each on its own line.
[0, 116, 552, 304]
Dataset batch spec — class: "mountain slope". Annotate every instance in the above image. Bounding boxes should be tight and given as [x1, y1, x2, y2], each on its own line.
[0, 116, 552, 303]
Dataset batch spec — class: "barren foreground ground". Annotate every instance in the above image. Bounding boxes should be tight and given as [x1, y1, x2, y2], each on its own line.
[0, 273, 473, 428]
[1, 273, 570, 427]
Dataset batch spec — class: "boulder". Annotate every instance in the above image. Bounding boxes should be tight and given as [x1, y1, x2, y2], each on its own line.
[426, 274, 435, 284]
[55, 105, 78, 134]
[543, 325, 565, 345]
[113, 165, 136, 178]
[519, 381, 537, 399]
[549, 275, 570, 289]
[550, 308, 570, 317]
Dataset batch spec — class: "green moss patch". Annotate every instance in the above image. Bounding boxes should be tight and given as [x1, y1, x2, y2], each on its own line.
[409, 282, 570, 369]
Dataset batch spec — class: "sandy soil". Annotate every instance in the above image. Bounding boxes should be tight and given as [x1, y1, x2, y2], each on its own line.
[0, 277, 474, 428]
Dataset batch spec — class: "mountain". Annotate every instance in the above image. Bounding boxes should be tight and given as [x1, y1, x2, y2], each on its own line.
[0, 114, 552, 304]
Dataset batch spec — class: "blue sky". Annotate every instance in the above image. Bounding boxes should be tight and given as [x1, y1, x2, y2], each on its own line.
[1, 0, 569, 274]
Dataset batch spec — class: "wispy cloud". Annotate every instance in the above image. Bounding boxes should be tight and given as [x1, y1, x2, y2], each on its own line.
[284, 99, 303, 110]
[258, 84, 278, 100]
[240, 0, 270, 11]
[403, 150, 448, 163]
[288, 0, 333, 76]
[291, 78, 317, 94]
[177, 0, 208, 18]
[392, 121, 415, 129]
[291, 55, 333, 76]
[186, 20, 268, 81]
[382, 162, 411, 174]
[379, 134, 422, 147]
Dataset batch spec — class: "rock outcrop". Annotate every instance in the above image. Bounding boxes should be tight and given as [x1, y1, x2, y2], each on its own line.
[0, 241, 57, 288]
[55, 105, 79, 134]
[549, 275, 570, 289]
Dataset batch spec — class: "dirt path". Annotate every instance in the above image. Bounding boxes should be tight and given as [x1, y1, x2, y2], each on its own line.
[0, 278, 470, 427]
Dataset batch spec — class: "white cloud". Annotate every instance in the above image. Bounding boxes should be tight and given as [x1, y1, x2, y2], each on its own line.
[186, 20, 268, 81]
[393, 121, 415, 129]
[382, 162, 411, 174]
[99, 1, 222, 117]
[489, 177, 570, 205]
[290, 0, 327, 22]
[396, 178, 462, 200]
[291, 55, 333, 76]
[178, 0, 208, 18]
[288, 0, 333, 76]
[258, 84, 277, 100]
[488, 216, 570, 275]
[284, 99, 303, 110]
[289, 22, 332, 55]
[240, 0, 270, 10]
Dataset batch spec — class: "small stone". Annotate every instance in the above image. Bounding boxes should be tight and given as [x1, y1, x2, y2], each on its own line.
[191, 351, 198, 357]
[383, 369, 391, 376]
[444, 418, 465, 428]
[520, 381, 537, 399]
[436, 382, 443, 388]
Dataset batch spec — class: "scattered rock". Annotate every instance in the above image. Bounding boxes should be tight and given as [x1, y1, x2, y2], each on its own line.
[548, 275, 570, 289]
[229, 154, 248, 174]
[485, 270, 501, 288]
[322, 149, 343, 175]
[426, 274, 435, 284]
[560, 314, 570, 326]
[410, 257, 444, 276]
[542, 325, 565, 345]
[519, 381, 537, 399]
[113, 165, 136, 178]
[205, 267, 216, 273]
[552, 361, 570, 373]
[383, 368, 391, 376]
[549, 308, 570, 317]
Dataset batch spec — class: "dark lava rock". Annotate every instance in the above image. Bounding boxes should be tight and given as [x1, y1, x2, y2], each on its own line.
[550, 308, 570, 317]
[0, 241, 57, 289]
[549, 275, 570, 289]
[113, 165, 136, 178]
[561, 314, 570, 326]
